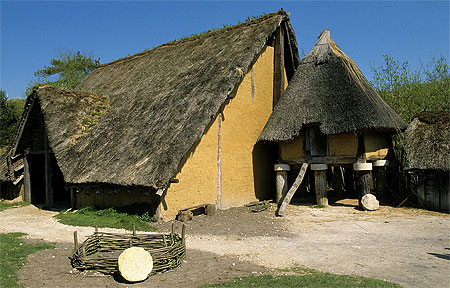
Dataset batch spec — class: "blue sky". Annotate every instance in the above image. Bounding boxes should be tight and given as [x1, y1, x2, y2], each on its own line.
[1, 1, 449, 99]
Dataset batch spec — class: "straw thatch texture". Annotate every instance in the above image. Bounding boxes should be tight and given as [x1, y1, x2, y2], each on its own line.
[14, 11, 298, 190]
[403, 111, 450, 172]
[0, 155, 8, 181]
[259, 29, 406, 142]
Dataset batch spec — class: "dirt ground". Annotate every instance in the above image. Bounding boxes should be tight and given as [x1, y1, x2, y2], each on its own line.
[1, 199, 449, 288]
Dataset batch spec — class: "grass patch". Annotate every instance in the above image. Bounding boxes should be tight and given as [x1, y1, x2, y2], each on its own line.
[0, 233, 54, 288]
[201, 266, 402, 288]
[0, 201, 29, 212]
[54, 204, 157, 232]
[310, 204, 326, 209]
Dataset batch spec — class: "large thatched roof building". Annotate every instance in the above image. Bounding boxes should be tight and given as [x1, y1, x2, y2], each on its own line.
[259, 29, 406, 206]
[8, 11, 299, 218]
[403, 111, 449, 212]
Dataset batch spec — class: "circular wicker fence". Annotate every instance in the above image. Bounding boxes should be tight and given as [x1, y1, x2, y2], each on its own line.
[70, 223, 186, 275]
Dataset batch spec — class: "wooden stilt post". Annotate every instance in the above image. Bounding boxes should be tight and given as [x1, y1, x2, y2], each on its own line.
[44, 134, 53, 208]
[333, 166, 344, 198]
[276, 163, 309, 216]
[312, 164, 328, 206]
[23, 154, 31, 203]
[274, 164, 290, 205]
[354, 163, 373, 206]
[355, 132, 372, 207]
[73, 231, 78, 253]
[373, 160, 389, 197]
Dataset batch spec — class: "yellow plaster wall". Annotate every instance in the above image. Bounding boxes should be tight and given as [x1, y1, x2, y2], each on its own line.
[329, 132, 358, 156]
[220, 46, 277, 208]
[280, 135, 305, 160]
[364, 131, 392, 160]
[163, 46, 281, 218]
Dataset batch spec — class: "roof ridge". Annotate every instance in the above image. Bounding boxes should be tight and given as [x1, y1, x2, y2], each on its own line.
[97, 10, 287, 69]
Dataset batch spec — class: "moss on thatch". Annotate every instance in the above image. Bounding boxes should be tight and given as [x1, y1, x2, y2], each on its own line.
[259, 29, 406, 142]
[12, 11, 299, 190]
[403, 110, 450, 172]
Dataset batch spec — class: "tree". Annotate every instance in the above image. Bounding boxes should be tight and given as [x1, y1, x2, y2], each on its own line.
[27, 49, 100, 94]
[0, 90, 25, 152]
[370, 55, 449, 122]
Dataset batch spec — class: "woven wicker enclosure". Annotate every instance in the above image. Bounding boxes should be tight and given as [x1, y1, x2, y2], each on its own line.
[71, 224, 186, 275]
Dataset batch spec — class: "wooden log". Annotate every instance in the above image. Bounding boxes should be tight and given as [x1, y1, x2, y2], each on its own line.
[181, 224, 186, 245]
[356, 171, 371, 206]
[73, 231, 78, 252]
[315, 170, 328, 206]
[44, 134, 53, 208]
[333, 166, 344, 198]
[273, 25, 285, 108]
[276, 163, 309, 216]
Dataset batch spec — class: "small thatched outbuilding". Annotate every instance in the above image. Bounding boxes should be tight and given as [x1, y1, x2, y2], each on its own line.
[403, 111, 450, 212]
[7, 11, 300, 219]
[259, 29, 406, 206]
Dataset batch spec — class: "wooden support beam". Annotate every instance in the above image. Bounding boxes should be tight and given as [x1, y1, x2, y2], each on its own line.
[274, 164, 290, 204]
[23, 154, 31, 203]
[333, 166, 344, 198]
[44, 133, 53, 208]
[276, 163, 309, 216]
[315, 170, 328, 206]
[273, 26, 285, 108]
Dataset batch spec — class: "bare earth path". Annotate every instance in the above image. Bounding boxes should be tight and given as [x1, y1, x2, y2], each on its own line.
[1, 201, 449, 288]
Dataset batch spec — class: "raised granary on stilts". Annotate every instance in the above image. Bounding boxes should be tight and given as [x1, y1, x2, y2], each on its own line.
[259, 29, 406, 207]
[5, 11, 299, 219]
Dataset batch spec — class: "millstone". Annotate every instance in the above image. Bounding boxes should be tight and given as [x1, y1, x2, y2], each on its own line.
[118, 247, 153, 282]
[361, 194, 379, 211]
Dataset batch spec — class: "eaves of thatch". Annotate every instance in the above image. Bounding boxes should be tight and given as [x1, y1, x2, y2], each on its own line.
[0, 154, 8, 181]
[13, 11, 299, 190]
[403, 111, 450, 172]
[259, 29, 406, 142]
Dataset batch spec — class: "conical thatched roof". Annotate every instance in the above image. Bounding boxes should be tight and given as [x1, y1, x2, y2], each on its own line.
[403, 111, 450, 172]
[12, 11, 299, 189]
[259, 29, 406, 142]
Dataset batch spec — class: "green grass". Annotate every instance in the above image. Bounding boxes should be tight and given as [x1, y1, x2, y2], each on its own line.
[0, 233, 54, 288]
[200, 266, 402, 288]
[54, 205, 157, 232]
[0, 201, 29, 212]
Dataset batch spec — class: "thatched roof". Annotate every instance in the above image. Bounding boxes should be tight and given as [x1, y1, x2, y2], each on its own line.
[403, 111, 450, 171]
[0, 154, 8, 182]
[259, 29, 406, 142]
[12, 11, 299, 189]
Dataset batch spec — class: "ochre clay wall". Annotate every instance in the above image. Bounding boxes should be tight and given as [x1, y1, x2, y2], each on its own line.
[163, 46, 280, 219]
[364, 131, 392, 160]
[329, 132, 358, 156]
[280, 134, 305, 160]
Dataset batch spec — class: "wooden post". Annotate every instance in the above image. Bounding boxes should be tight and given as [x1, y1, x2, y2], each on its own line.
[70, 187, 75, 209]
[343, 165, 354, 195]
[274, 164, 290, 204]
[132, 223, 136, 236]
[44, 134, 53, 208]
[73, 231, 78, 253]
[312, 164, 328, 206]
[23, 154, 31, 203]
[170, 222, 174, 244]
[273, 26, 285, 108]
[353, 162, 373, 206]
[373, 160, 389, 197]
[333, 166, 344, 198]
[276, 163, 309, 216]
[181, 224, 186, 245]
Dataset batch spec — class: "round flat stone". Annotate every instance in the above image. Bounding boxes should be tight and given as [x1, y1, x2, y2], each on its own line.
[118, 247, 153, 282]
